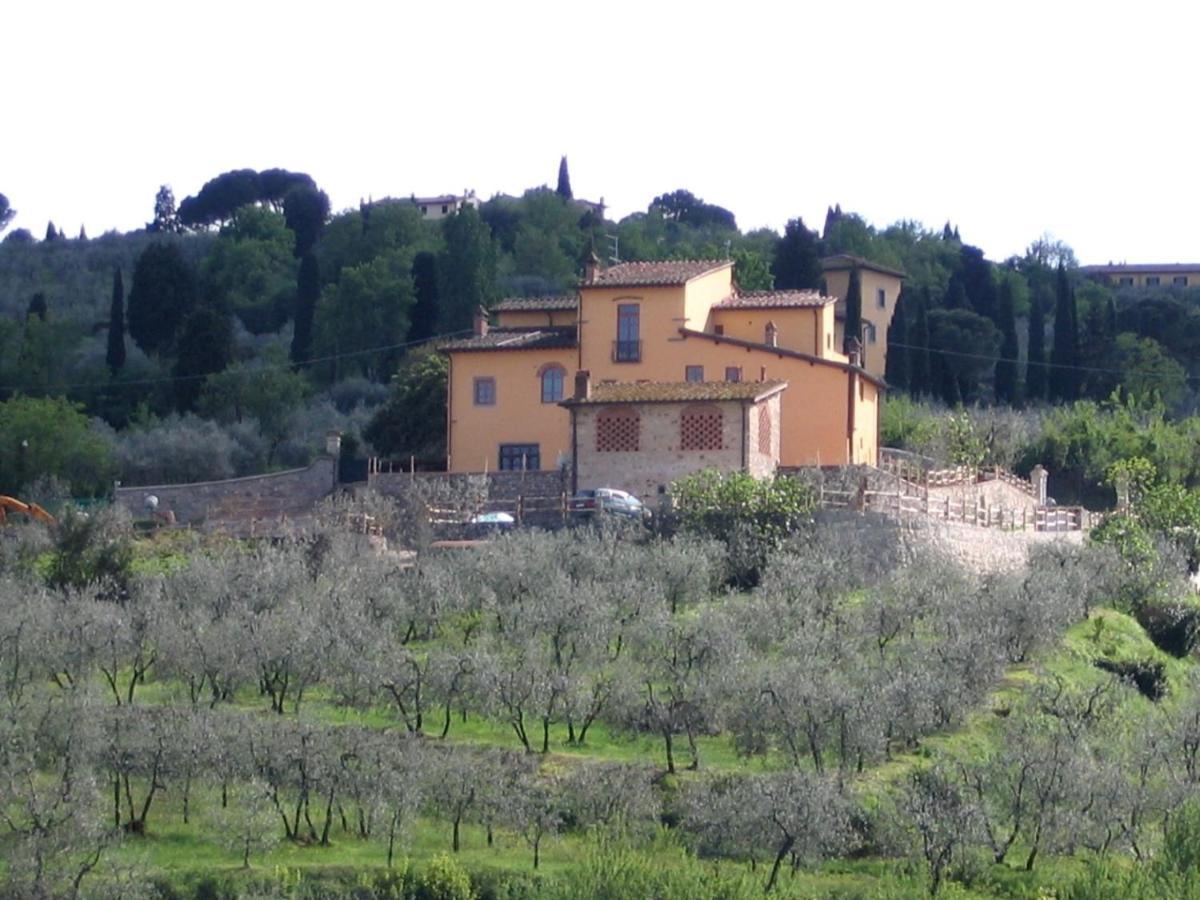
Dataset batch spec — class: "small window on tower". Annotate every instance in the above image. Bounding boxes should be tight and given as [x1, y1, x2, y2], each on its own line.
[685, 365, 704, 383]
[725, 367, 742, 383]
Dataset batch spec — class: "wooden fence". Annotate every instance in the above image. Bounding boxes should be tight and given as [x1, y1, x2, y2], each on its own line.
[816, 482, 1088, 532]
[426, 493, 571, 527]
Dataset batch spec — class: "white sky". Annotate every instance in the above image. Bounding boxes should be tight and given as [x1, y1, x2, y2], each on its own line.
[6, 1, 1198, 264]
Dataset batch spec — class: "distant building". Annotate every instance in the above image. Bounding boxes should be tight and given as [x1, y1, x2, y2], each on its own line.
[822, 254, 907, 381]
[409, 190, 480, 220]
[1079, 263, 1200, 289]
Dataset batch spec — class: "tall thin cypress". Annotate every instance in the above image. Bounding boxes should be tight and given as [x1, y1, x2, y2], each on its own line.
[909, 287, 932, 396]
[1049, 263, 1078, 402]
[106, 267, 126, 374]
[843, 265, 863, 356]
[555, 156, 573, 200]
[993, 278, 1019, 404]
[885, 285, 910, 391]
[1026, 287, 1048, 402]
[291, 252, 320, 366]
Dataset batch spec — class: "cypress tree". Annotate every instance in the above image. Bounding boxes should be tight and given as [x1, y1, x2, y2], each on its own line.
[409, 252, 440, 343]
[885, 285, 910, 391]
[290, 252, 320, 366]
[843, 265, 863, 355]
[106, 268, 126, 374]
[993, 278, 1019, 404]
[44, 221, 58, 241]
[555, 156, 573, 200]
[1049, 263, 1078, 402]
[771, 218, 823, 290]
[26, 292, 47, 321]
[909, 287, 932, 395]
[78, 225, 88, 241]
[1026, 286, 1048, 402]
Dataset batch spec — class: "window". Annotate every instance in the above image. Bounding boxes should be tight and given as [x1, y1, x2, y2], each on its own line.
[757, 404, 772, 455]
[441, 204, 449, 214]
[1175, 276, 1189, 287]
[614, 304, 640, 362]
[680, 405, 723, 451]
[714, 324, 725, 335]
[725, 366, 742, 383]
[473, 377, 496, 406]
[685, 365, 704, 383]
[420, 205, 428, 215]
[863, 321, 877, 345]
[499, 444, 539, 470]
[1118, 276, 1133, 286]
[540, 365, 565, 403]
[876, 287, 887, 309]
[596, 408, 639, 452]
[1146, 276, 1160, 287]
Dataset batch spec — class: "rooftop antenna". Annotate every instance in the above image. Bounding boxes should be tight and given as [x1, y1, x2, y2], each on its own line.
[606, 233, 620, 265]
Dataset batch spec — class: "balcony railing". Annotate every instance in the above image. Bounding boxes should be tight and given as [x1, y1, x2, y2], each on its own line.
[612, 339, 642, 363]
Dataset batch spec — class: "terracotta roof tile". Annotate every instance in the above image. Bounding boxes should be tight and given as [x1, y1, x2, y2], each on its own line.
[714, 290, 833, 310]
[820, 254, 907, 278]
[563, 380, 787, 405]
[586, 259, 731, 287]
[439, 327, 577, 352]
[494, 295, 578, 312]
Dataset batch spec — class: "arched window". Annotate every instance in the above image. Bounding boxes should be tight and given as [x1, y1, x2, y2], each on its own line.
[680, 404, 723, 451]
[596, 407, 639, 452]
[540, 365, 566, 403]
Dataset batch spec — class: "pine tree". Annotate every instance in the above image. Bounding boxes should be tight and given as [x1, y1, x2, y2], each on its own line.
[290, 252, 320, 366]
[993, 278, 1019, 404]
[174, 307, 234, 411]
[106, 268, 126, 374]
[1026, 286, 1048, 402]
[1049, 263, 1078, 402]
[885, 286, 910, 391]
[909, 288, 932, 395]
[771, 218, 823, 290]
[843, 266, 863, 356]
[555, 156, 573, 200]
[943, 279, 968, 310]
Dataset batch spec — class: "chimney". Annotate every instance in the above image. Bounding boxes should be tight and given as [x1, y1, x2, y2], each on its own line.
[325, 430, 343, 458]
[473, 306, 489, 337]
[584, 247, 601, 284]
[573, 370, 591, 401]
[765, 320, 778, 347]
[845, 336, 862, 368]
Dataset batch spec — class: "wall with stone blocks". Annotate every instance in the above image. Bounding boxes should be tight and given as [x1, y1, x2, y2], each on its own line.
[114, 459, 336, 525]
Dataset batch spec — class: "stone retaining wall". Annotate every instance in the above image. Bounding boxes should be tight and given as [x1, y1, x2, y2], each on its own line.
[114, 459, 336, 526]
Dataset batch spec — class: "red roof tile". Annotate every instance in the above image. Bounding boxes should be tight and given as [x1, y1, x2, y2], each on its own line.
[714, 290, 833, 310]
[586, 259, 731, 287]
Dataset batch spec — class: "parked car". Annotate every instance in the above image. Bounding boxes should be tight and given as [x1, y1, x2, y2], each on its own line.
[465, 511, 515, 538]
[569, 488, 650, 521]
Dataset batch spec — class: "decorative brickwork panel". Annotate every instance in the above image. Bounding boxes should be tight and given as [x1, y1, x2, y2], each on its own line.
[680, 405, 723, 451]
[758, 404, 772, 456]
[596, 408, 640, 452]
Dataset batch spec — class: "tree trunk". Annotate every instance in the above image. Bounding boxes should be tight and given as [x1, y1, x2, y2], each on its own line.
[765, 835, 794, 893]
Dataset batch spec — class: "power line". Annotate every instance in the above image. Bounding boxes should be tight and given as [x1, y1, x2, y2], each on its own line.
[0, 328, 473, 395]
[887, 339, 1196, 384]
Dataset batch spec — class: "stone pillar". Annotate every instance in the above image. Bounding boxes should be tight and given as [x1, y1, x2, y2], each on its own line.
[1114, 470, 1131, 510]
[325, 430, 343, 458]
[1030, 465, 1048, 505]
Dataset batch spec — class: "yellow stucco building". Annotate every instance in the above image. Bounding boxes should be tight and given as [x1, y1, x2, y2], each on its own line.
[441, 258, 896, 481]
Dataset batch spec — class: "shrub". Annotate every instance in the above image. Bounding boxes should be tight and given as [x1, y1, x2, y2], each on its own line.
[418, 854, 475, 900]
[1133, 599, 1200, 657]
[1093, 658, 1168, 701]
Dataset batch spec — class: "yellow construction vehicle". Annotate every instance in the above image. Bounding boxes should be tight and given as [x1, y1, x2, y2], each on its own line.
[0, 495, 56, 525]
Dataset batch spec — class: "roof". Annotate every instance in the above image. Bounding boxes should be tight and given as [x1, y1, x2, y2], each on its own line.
[439, 327, 577, 353]
[820, 254, 907, 279]
[411, 194, 473, 205]
[586, 259, 731, 287]
[714, 290, 834, 310]
[494, 294, 579, 312]
[562, 380, 787, 406]
[1080, 263, 1200, 275]
[678, 328, 887, 389]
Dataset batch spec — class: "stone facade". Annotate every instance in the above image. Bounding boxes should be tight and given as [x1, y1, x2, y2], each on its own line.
[571, 392, 781, 507]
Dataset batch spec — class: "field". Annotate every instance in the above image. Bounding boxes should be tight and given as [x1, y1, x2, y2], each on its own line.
[2, 507, 1199, 899]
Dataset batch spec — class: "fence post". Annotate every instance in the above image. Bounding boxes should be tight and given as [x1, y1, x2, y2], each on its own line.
[516, 495, 524, 526]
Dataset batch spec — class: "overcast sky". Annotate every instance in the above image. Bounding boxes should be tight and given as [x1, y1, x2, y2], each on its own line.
[6, 1, 1196, 264]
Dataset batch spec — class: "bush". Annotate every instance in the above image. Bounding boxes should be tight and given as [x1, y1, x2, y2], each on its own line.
[1133, 599, 1200, 657]
[1093, 658, 1168, 701]
[418, 854, 475, 900]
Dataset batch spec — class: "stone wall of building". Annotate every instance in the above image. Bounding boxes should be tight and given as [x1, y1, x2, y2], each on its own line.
[574, 399, 765, 506]
[114, 458, 336, 526]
